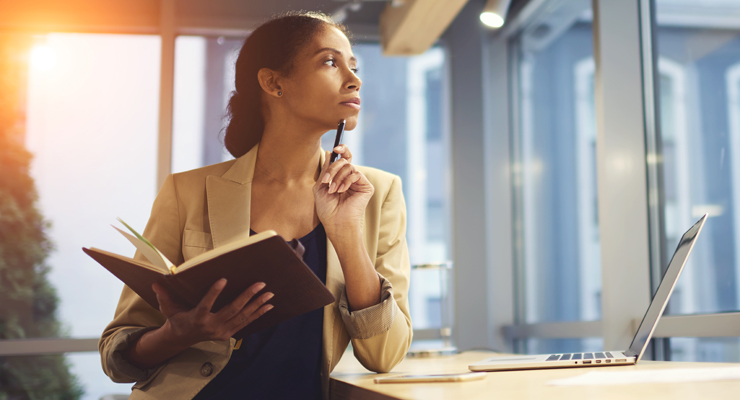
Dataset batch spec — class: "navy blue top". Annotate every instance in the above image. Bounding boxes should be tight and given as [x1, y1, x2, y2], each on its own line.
[193, 224, 327, 400]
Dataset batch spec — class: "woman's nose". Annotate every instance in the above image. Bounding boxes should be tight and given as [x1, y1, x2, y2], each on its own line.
[347, 76, 362, 91]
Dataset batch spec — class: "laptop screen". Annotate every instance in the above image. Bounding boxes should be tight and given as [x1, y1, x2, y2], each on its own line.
[625, 214, 706, 360]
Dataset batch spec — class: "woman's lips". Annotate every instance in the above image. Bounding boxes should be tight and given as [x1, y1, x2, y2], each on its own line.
[340, 102, 361, 110]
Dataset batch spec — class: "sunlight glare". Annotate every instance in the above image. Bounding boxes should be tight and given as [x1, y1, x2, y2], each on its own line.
[30, 45, 56, 71]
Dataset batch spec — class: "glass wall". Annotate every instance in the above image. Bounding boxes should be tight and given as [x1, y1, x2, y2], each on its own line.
[15, 32, 161, 399]
[652, 0, 740, 361]
[172, 35, 242, 173]
[501, 0, 740, 361]
[668, 337, 740, 362]
[510, 0, 600, 354]
[171, 38, 452, 332]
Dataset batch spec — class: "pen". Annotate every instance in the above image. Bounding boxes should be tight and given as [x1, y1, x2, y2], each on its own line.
[330, 119, 346, 164]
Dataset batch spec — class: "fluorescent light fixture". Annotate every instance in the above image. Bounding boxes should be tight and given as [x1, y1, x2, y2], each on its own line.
[480, 0, 512, 29]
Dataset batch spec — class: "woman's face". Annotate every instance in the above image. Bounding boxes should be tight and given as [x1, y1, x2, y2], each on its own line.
[280, 25, 362, 132]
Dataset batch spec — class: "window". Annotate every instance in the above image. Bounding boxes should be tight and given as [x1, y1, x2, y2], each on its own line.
[509, 0, 600, 354]
[497, 0, 740, 361]
[651, 0, 740, 361]
[172, 35, 242, 173]
[20, 32, 161, 398]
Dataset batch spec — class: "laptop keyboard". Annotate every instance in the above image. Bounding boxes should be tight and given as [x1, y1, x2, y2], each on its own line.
[546, 352, 615, 361]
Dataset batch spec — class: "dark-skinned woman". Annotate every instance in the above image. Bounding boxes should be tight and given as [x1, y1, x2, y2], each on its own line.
[98, 11, 412, 400]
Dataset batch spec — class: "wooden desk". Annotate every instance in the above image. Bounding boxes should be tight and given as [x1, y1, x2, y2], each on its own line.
[330, 350, 740, 399]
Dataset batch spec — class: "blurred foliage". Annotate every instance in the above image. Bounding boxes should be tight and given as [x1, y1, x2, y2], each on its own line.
[0, 33, 84, 400]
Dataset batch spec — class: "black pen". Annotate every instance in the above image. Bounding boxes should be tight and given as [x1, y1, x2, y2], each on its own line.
[330, 120, 346, 164]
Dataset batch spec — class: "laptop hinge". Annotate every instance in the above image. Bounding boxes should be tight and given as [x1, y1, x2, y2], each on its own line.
[624, 349, 638, 358]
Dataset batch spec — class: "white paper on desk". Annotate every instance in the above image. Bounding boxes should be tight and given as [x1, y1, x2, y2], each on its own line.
[547, 367, 740, 386]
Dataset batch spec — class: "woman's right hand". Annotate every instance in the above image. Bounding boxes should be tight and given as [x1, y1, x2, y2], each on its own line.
[152, 279, 274, 347]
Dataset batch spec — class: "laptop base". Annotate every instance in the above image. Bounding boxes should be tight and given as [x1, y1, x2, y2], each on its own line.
[469, 351, 636, 372]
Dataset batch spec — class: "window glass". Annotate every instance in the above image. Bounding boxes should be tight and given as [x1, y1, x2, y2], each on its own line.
[511, 0, 600, 328]
[652, 1, 740, 318]
[64, 352, 134, 399]
[4, 32, 161, 400]
[24, 33, 160, 338]
[171, 39, 451, 331]
[172, 35, 241, 173]
[668, 337, 740, 362]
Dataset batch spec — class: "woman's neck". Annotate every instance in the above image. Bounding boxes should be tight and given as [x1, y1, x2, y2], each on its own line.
[255, 122, 325, 185]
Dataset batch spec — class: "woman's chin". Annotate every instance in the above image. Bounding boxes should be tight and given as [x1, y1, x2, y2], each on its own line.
[342, 115, 359, 130]
[322, 113, 358, 131]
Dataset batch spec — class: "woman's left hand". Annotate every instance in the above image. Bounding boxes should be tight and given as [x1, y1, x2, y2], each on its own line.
[314, 145, 374, 237]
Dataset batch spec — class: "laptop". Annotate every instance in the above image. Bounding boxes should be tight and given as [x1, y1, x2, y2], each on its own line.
[469, 214, 707, 372]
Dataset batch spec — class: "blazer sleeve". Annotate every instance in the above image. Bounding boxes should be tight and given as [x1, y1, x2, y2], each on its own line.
[337, 174, 413, 373]
[98, 174, 184, 383]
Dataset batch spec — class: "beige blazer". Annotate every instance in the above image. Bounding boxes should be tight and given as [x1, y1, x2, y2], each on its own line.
[98, 144, 412, 399]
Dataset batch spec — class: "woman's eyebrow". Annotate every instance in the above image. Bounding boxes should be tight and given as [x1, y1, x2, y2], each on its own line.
[313, 47, 357, 63]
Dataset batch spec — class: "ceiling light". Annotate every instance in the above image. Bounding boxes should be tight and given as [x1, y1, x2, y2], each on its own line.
[480, 0, 512, 29]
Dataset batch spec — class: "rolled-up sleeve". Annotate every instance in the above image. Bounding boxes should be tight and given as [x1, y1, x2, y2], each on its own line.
[103, 326, 161, 382]
[338, 275, 397, 339]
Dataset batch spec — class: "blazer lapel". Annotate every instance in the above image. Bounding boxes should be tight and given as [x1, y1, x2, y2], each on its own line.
[205, 144, 259, 248]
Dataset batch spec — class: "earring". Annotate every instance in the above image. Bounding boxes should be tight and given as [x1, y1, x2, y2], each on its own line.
[278, 91, 282, 96]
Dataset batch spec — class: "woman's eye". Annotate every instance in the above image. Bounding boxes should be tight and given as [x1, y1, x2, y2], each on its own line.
[325, 59, 359, 74]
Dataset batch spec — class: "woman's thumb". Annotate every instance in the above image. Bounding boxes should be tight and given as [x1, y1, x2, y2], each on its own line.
[152, 283, 172, 314]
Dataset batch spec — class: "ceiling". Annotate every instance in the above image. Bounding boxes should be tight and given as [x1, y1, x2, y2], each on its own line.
[174, 0, 389, 25]
[0, 0, 395, 39]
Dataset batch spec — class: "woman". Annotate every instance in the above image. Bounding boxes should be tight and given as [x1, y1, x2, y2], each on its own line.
[98, 10, 412, 400]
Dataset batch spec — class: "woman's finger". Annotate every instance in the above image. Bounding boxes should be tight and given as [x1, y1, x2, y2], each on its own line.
[225, 293, 275, 332]
[333, 144, 352, 163]
[228, 304, 274, 336]
[321, 158, 350, 187]
[194, 278, 228, 319]
[320, 151, 332, 184]
[152, 283, 174, 315]
[216, 282, 267, 321]
[337, 171, 362, 193]
[329, 163, 356, 193]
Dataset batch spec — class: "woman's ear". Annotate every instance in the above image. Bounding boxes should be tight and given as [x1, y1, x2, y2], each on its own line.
[257, 68, 283, 98]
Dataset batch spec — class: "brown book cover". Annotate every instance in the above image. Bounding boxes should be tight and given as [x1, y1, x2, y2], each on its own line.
[83, 232, 335, 339]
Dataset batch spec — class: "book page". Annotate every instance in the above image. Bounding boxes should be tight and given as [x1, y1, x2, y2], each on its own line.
[117, 218, 175, 271]
[113, 221, 175, 274]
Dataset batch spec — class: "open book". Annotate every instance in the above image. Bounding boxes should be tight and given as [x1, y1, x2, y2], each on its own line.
[83, 219, 335, 339]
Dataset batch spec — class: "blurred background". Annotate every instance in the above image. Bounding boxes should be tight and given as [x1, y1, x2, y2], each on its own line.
[2, 0, 740, 398]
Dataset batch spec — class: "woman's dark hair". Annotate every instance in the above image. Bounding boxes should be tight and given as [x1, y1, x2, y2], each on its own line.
[223, 11, 353, 158]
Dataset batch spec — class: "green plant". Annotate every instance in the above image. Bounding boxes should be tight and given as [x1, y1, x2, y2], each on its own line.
[0, 33, 84, 400]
